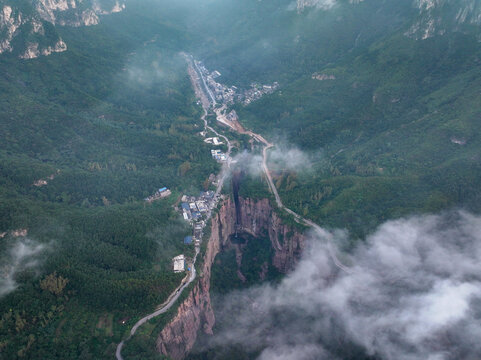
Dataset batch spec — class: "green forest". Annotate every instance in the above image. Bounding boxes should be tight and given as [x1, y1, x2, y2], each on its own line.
[176, 0, 481, 239]
[2, 0, 481, 359]
[0, 6, 218, 359]
[238, 29, 481, 239]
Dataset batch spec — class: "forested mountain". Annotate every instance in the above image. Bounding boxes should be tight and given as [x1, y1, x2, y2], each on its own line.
[164, 0, 481, 238]
[0, 4, 218, 358]
[1, 0, 481, 359]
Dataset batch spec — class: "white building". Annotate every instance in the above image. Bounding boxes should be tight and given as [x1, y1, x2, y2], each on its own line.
[172, 255, 185, 273]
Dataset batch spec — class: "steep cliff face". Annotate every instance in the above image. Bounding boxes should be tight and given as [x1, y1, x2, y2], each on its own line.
[296, 0, 481, 40]
[0, 5, 26, 54]
[155, 201, 222, 360]
[35, 0, 125, 27]
[408, 0, 481, 39]
[0, 0, 125, 58]
[156, 197, 306, 359]
[227, 197, 306, 273]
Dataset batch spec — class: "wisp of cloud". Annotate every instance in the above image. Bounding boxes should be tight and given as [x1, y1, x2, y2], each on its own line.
[233, 144, 315, 178]
[0, 239, 47, 297]
[267, 145, 314, 173]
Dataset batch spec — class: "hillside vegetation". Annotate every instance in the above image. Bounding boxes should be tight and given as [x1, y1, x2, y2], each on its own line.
[170, 0, 481, 239]
[0, 7, 217, 359]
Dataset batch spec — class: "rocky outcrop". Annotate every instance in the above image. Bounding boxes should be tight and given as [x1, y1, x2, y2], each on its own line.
[296, 0, 481, 40]
[0, 0, 125, 59]
[0, 5, 24, 54]
[18, 39, 67, 59]
[156, 197, 306, 359]
[296, 0, 363, 12]
[35, 0, 125, 27]
[408, 0, 481, 39]
[225, 197, 306, 273]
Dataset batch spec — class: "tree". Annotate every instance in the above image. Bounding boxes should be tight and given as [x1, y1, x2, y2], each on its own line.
[40, 272, 69, 296]
[179, 161, 191, 177]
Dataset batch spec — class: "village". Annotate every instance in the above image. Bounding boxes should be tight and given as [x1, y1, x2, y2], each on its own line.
[169, 56, 268, 274]
[170, 135, 232, 273]
[194, 59, 279, 106]
[169, 140, 229, 273]
[142, 186, 215, 273]
[144, 137, 228, 274]
[171, 189, 221, 273]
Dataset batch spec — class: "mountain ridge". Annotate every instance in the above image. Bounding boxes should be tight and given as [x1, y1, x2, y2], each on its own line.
[297, 0, 481, 39]
[0, 0, 124, 59]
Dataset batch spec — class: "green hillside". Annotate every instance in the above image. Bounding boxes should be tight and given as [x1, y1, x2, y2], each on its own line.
[166, 0, 481, 239]
[237, 28, 481, 238]
[2, 0, 481, 358]
[0, 7, 217, 359]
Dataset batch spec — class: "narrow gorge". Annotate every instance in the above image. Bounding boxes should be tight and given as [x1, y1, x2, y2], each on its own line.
[156, 195, 306, 360]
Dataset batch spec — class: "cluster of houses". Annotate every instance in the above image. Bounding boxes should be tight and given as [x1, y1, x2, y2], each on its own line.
[241, 82, 279, 105]
[180, 192, 215, 221]
[184, 222, 204, 247]
[194, 59, 279, 106]
[181, 192, 216, 240]
[211, 149, 227, 162]
[195, 61, 237, 105]
[172, 191, 218, 272]
[145, 187, 171, 203]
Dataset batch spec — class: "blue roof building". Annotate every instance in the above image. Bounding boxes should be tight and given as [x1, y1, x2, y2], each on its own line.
[184, 236, 193, 245]
[181, 203, 190, 211]
[159, 187, 168, 193]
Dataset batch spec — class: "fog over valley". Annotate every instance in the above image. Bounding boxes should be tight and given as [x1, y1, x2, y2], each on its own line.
[204, 211, 481, 359]
[1, 0, 481, 359]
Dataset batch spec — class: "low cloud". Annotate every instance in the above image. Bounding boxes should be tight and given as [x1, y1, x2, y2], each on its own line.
[127, 59, 166, 86]
[120, 50, 186, 89]
[267, 145, 315, 173]
[0, 239, 48, 297]
[233, 150, 264, 177]
[202, 211, 481, 360]
[126, 58, 167, 87]
[233, 144, 316, 178]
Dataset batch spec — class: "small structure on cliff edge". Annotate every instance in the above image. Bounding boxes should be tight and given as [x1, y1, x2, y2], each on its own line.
[172, 254, 185, 273]
[145, 187, 171, 203]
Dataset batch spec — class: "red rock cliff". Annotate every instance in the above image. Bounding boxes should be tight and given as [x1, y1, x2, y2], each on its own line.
[156, 197, 305, 359]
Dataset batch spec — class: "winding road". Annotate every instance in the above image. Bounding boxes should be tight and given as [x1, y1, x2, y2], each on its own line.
[259, 137, 352, 274]
[116, 54, 351, 360]
[190, 54, 352, 274]
[116, 248, 199, 360]
[115, 59, 233, 359]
